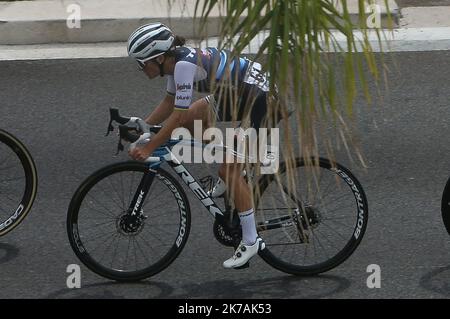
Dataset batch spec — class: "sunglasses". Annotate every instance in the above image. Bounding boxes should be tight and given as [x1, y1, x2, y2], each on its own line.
[137, 58, 159, 71]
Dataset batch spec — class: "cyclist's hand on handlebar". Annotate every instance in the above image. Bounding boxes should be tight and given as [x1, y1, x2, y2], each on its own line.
[128, 145, 152, 162]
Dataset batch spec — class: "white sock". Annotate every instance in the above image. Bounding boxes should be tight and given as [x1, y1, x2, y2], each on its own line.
[239, 209, 258, 245]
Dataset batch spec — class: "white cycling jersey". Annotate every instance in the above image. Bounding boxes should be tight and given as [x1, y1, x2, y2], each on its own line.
[166, 46, 269, 111]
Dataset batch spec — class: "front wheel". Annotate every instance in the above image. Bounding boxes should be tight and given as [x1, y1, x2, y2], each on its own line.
[441, 176, 450, 235]
[255, 157, 368, 276]
[0, 129, 38, 236]
[67, 161, 191, 281]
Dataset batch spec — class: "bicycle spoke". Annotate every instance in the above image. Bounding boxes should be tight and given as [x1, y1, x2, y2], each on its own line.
[136, 232, 161, 256]
[280, 183, 302, 207]
[119, 172, 126, 210]
[85, 193, 121, 219]
[272, 197, 294, 211]
[123, 237, 132, 271]
[314, 225, 345, 251]
[97, 180, 126, 213]
[320, 219, 354, 239]
[133, 236, 152, 267]
[146, 228, 172, 247]
[309, 228, 331, 261]
[81, 219, 116, 233]
[321, 202, 358, 216]
[315, 175, 335, 203]
[106, 174, 127, 211]
[97, 233, 120, 264]
[128, 171, 137, 204]
[316, 193, 354, 211]
[109, 233, 121, 269]
[321, 217, 355, 232]
[142, 185, 171, 211]
[81, 229, 119, 243]
[266, 242, 305, 246]
[131, 237, 139, 271]
[322, 215, 355, 221]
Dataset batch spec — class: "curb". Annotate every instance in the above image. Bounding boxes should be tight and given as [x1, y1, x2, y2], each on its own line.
[0, 0, 399, 45]
[0, 18, 223, 45]
[2, 26, 450, 62]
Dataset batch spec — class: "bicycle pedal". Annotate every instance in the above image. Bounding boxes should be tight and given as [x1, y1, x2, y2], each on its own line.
[234, 262, 250, 270]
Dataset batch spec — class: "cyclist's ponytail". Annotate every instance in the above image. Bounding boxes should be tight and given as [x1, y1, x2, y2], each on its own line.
[166, 35, 186, 57]
[172, 35, 186, 48]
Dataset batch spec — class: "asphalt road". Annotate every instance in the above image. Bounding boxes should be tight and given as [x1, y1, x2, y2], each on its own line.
[0, 51, 450, 299]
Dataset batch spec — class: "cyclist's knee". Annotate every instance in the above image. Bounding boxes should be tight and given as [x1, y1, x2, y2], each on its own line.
[180, 98, 213, 133]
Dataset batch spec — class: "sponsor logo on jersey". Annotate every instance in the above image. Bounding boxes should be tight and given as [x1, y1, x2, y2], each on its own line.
[177, 83, 192, 91]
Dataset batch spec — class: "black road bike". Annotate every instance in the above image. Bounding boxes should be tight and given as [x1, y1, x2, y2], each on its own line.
[0, 129, 38, 236]
[67, 109, 369, 281]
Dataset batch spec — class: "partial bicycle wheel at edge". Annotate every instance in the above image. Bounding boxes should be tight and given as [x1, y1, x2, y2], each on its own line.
[67, 161, 191, 282]
[255, 157, 368, 276]
[441, 176, 450, 235]
[0, 129, 38, 236]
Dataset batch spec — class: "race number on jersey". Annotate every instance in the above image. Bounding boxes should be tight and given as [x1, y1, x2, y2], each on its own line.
[243, 62, 270, 92]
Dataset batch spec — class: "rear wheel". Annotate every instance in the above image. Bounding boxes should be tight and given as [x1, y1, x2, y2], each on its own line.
[255, 157, 368, 276]
[67, 162, 191, 281]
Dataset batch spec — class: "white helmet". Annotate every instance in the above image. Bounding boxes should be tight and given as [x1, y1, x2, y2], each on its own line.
[127, 23, 175, 62]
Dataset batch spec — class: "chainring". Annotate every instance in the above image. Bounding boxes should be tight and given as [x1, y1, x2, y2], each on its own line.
[213, 219, 242, 247]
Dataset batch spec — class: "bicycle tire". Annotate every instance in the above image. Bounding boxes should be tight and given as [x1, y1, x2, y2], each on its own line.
[255, 157, 368, 276]
[441, 176, 450, 235]
[67, 161, 191, 281]
[0, 129, 38, 236]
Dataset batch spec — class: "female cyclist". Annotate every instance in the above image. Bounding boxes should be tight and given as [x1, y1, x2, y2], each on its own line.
[127, 22, 275, 269]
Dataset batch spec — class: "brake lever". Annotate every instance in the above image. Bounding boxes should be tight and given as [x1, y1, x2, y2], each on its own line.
[105, 118, 114, 136]
[116, 135, 124, 155]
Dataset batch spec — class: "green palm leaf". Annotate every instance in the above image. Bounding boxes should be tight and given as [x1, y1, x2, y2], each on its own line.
[172, 0, 392, 173]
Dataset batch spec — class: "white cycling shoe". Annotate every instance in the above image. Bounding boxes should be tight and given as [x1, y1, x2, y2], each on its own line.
[223, 237, 265, 269]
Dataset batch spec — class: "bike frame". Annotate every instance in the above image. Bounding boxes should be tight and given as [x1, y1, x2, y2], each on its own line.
[125, 138, 297, 232]
[108, 108, 273, 220]
[127, 139, 225, 219]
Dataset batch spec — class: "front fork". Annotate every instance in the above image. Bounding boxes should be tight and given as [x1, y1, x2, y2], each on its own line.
[124, 167, 156, 228]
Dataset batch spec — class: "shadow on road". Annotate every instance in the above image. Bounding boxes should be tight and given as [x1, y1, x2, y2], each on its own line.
[419, 265, 450, 297]
[45, 274, 351, 299]
[45, 281, 175, 299]
[165, 274, 351, 299]
[0, 243, 20, 265]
